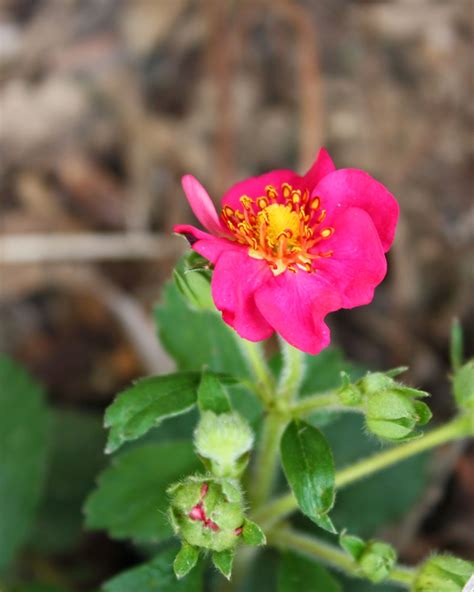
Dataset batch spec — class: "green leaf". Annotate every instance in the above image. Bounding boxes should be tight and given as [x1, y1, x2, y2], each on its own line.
[155, 282, 249, 377]
[280, 420, 336, 533]
[84, 442, 199, 543]
[104, 372, 201, 453]
[277, 551, 341, 591]
[212, 549, 234, 580]
[242, 518, 266, 546]
[323, 414, 429, 537]
[30, 410, 106, 554]
[0, 356, 50, 573]
[197, 369, 231, 414]
[103, 546, 203, 591]
[173, 543, 200, 579]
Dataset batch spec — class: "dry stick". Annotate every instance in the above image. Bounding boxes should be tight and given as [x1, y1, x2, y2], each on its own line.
[0, 233, 182, 264]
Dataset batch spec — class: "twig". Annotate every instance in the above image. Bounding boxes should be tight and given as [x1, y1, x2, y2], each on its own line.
[0, 233, 183, 264]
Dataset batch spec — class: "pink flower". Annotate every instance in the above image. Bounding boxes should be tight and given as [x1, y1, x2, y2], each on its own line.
[174, 148, 398, 355]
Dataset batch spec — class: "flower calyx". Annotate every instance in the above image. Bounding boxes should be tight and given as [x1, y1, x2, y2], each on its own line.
[337, 370, 432, 442]
[340, 531, 397, 583]
[452, 359, 474, 414]
[412, 554, 474, 592]
[168, 475, 265, 580]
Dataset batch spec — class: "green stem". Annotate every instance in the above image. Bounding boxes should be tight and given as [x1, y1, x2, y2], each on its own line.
[253, 414, 471, 528]
[270, 528, 415, 588]
[250, 412, 288, 506]
[277, 340, 306, 403]
[238, 339, 275, 405]
[289, 392, 346, 416]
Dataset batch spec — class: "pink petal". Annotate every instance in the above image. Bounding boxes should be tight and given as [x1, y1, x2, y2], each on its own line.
[313, 169, 399, 252]
[174, 224, 242, 264]
[182, 175, 228, 235]
[255, 272, 342, 355]
[221, 169, 301, 210]
[211, 250, 274, 341]
[303, 147, 336, 188]
[314, 207, 387, 308]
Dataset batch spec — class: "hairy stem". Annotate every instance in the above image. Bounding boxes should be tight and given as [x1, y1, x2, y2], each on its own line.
[289, 392, 345, 416]
[238, 339, 275, 405]
[250, 412, 288, 507]
[277, 340, 306, 403]
[253, 414, 471, 528]
[270, 527, 415, 588]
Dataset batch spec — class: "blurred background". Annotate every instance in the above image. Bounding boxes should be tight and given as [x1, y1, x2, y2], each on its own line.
[0, 0, 473, 590]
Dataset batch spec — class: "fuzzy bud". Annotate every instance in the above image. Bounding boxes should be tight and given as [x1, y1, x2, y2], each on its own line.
[360, 373, 432, 441]
[358, 541, 397, 583]
[194, 411, 254, 478]
[412, 554, 474, 592]
[168, 476, 245, 552]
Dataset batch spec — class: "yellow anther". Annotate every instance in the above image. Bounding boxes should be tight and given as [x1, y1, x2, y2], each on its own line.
[257, 197, 269, 210]
[317, 209, 327, 223]
[311, 197, 320, 210]
[282, 183, 292, 198]
[320, 227, 334, 239]
[265, 185, 278, 200]
[240, 196, 253, 209]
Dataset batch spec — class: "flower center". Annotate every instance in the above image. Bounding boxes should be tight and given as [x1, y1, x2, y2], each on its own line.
[221, 183, 334, 275]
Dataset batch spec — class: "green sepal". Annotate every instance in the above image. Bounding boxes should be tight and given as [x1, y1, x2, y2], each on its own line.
[212, 548, 234, 580]
[385, 366, 409, 378]
[413, 400, 433, 426]
[242, 518, 266, 546]
[173, 542, 200, 579]
[339, 531, 365, 560]
[453, 360, 474, 412]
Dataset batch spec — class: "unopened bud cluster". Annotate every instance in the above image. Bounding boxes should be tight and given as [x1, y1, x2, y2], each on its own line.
[168, 476, 244, 552]
[338, 371, 432, 441]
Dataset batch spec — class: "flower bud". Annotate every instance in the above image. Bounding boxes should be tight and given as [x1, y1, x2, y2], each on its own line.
[173, 252, 214, 311]
[360, 373, 432, 441]
[412, 554, 474, 592]
[168, 476, 245, 552]
[194, 411, 254, 478]
[453, 360, 474, 412]
[358, 541, 397, 583]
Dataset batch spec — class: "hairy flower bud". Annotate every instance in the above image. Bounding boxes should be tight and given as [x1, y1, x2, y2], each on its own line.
[340, 532, 397, 584]
[412, 554, 474, 592]
[358, 541, 397, 583]
[360, 373, 432, 441]
[168, 476, 245, 552]
[194, 411, 254, 478]
[173, 252, 214, 311]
